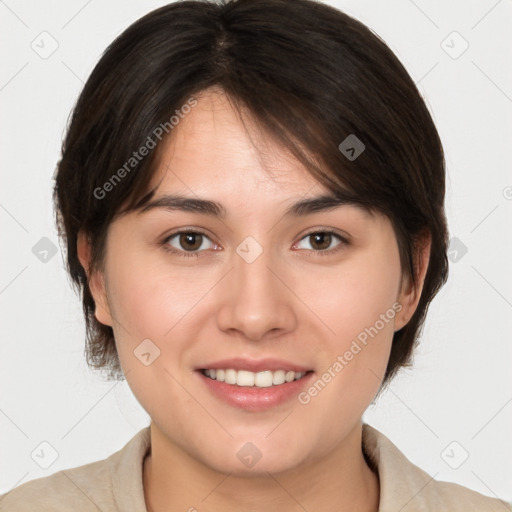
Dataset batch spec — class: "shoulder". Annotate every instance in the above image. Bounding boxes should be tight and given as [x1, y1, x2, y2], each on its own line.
[362, 424, 511, 512]
[0, 427, 151, 512]
[0, 457, 112, 512]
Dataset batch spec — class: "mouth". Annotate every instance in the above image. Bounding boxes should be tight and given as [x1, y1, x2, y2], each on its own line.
[195, 360, 315, 411]
[199, 368, 314, 388]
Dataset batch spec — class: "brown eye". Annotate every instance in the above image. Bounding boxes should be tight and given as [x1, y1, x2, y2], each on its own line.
[179, 232, 203, 251]
[309, 232, 333, 251]
[164, 230, 216, 257]
[293, 230, 347, 255]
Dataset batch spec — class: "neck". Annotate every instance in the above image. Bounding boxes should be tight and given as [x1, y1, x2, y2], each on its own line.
[143, 422, 380, 512]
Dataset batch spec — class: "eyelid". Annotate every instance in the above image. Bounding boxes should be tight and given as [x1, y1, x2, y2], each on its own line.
[161, 226, 351, 257]
[163, 226, 212, 240]
[291, 228, 350, 254]
[162, 228, 219, 253]
[297, 227, 351, 244]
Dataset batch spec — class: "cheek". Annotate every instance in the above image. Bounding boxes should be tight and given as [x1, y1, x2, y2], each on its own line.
[309, 250, 402, 344]
[302, 246, 401, 405]
[103, 247, 231, 416]
[105, 247, 217, 343]
[103, 250, 204, 419]
[302, 247, 401, 412]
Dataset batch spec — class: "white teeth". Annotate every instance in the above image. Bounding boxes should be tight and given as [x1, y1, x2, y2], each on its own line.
[272, 370, 285, 385]
[225, 369, 237, 385]
[254, 371, 273, 387]
[202, 368, 309, 387]
[237, 370, 255, 387]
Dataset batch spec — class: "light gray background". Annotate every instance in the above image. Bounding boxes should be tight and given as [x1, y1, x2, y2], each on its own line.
[1, 0, 511, 503]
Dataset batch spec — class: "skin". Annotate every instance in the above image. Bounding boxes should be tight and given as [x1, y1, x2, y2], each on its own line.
[78, 87, 430, 512]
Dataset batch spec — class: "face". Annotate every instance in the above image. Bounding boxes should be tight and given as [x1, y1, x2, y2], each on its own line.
[81, 88, 424, 475]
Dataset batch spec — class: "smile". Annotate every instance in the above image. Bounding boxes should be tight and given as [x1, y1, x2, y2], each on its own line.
[200, 368, 312, 387]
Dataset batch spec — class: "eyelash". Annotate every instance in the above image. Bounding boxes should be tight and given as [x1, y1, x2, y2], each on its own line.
[161, 228, 349, 259]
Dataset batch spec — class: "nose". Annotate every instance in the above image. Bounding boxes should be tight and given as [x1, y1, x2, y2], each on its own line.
[215, 240, 298, 342]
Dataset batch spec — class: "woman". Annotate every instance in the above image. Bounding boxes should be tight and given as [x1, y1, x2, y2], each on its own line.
[1, 0, 509, 510]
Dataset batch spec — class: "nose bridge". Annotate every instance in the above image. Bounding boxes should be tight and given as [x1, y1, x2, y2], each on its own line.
[215, 235, 297, 340]
[235, 237, 275, 295]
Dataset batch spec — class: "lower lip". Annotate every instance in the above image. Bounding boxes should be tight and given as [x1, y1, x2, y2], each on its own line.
[197, 371, 315, 412]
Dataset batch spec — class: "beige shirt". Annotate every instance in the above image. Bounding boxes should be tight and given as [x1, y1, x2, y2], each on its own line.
[1, 424, 509, 511]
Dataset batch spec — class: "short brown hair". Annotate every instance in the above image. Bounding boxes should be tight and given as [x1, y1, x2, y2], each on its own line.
[53, 0, 449, 386]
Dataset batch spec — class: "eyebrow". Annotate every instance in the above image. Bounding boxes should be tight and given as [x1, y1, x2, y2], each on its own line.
[137, 192, 369, 219]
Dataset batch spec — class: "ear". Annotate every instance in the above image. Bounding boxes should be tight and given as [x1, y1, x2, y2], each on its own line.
[394, 231, 431, 331]
[77, 231, 113, 327]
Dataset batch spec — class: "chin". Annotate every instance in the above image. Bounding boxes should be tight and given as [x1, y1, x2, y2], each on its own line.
[190, 433, 309, 477]
[204, 451, 300, 477]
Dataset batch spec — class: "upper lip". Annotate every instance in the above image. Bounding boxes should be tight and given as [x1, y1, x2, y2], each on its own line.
[197, 357, 313, 373]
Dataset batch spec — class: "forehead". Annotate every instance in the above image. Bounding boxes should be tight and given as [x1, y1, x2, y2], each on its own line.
[148, 88, 325, 201]
[136, 88, 379, 225]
